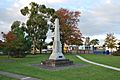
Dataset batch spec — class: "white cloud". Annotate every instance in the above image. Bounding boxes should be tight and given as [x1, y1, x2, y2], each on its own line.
[1, 0, 120, 42]
[88, 33, 120, 46]
[79, 1, 120, 37]
[0, 0, 67, 40]
[106, 0, 112, 4]
[47, 0, 65, 3]
[0, 21, 4, 25]
[4, 0, 66, 22]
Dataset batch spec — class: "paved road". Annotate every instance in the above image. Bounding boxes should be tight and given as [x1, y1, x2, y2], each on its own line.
[0, 71, 40, 80]
[76, 55, 120, 71]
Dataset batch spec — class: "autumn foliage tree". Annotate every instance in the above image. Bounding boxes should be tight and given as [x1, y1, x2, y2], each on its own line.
[1, 31, 16, 57]
[104, 33, 117, 52]
[1, 21, 31, 58]
[3, 31, 16, 50]
[56, 8, 83, 53]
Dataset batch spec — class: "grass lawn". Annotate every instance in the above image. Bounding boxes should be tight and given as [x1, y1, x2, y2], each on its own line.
[0, 54, 120, 80]
[80, 54, 120, 68]
[0, 75, 17, 80]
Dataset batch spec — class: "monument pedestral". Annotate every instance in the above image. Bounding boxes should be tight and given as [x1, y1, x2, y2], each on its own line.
[41, 59, 73, 67]
[41, 18, 73, 67]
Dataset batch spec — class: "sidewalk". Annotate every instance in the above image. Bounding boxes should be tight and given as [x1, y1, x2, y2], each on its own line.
[0, 71, 40, 80]
[76, 55, 120, 71]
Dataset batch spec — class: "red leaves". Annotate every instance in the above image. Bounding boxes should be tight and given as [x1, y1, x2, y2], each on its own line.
[5, 31, 16, 42]
[56, 8, 83, 45]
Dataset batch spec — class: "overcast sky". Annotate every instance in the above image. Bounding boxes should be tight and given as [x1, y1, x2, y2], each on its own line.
[0, 0, 120, 45]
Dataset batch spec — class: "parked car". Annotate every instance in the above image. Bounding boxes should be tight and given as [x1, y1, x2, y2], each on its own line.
[0, 51, 3, 55]
[42, 49, 47, 53]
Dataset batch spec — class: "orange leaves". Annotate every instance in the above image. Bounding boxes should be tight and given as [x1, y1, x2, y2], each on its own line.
[56, 8, 82, 45]
[5, 31, 16, 42]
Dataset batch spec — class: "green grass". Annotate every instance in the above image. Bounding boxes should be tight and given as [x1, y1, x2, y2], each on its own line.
[80, 54, 120, 68]
[0, 75, 17, 80]
[0, 54, 120, 80]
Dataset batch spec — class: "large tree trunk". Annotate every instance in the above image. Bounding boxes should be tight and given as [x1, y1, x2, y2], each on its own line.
[8, 51, 10, 59]
[32, 40, 36, 54]
[39, 44, 42, 54]
[110, 48, 113, 54]
[62, 43, 64, 54]
[39, 47, 42, 54]
[32, 36, 36, 54]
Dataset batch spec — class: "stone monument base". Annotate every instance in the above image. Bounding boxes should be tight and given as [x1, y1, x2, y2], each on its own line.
[41, 59, 73, 67]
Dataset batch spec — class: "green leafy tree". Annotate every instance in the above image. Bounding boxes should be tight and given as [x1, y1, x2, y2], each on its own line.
[15, 22, 32, 52]
[12, 22, 31, 51]
[2, 21, 32, 58]
[90, 39, 99, 50]
[117, 42, 120, 49]
[85, 37, 90, 50]
[0, 40, 4, 53]
[112, 42, 120, 56]
[104, 33, 117, 52]
[20, 2, 55, 54]
[11, 21, 21, 31]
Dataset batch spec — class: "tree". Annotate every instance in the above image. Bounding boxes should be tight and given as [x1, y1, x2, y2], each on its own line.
[0, 40, 3, 52]
[1, 21, 32, 58]
[20, 2, 55, 54]
[90, 39, 99, 45]
[12, 21, 31, 51]
[85, 37, 90, 50]
[117, 42, 120, 49]
[112, 41, 120, 56]
[56, 8, 83, 53]
[11, 21, 21, 31]
[90, 39, 99, 50]
[1, 31, 16, 58]
[104, 33, 117, 52]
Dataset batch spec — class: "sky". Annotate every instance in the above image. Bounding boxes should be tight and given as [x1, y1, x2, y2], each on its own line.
[0, 0, 120, 45]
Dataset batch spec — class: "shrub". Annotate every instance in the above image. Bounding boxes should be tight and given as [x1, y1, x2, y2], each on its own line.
[10, 51, 27, 58]
[112, 50, 120, 56]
